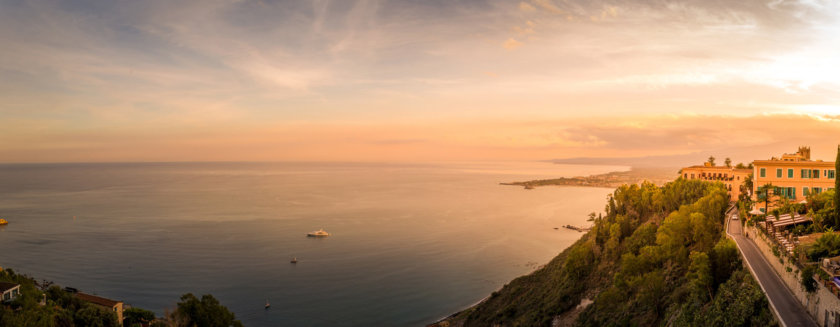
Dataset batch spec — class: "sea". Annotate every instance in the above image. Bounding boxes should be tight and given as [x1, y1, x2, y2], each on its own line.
[0, 161, 622, 326]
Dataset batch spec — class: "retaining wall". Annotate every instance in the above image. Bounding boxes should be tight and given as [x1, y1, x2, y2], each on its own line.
[745, 224, 840, 327]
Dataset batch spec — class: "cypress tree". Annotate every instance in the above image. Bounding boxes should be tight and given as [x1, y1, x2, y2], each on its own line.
[835, 144, 840, 229]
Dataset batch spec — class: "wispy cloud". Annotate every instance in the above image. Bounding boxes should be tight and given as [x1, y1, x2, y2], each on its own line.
[2, 0, 840, 162]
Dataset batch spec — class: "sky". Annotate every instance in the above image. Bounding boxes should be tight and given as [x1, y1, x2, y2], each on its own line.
[2, 0, 840, 163]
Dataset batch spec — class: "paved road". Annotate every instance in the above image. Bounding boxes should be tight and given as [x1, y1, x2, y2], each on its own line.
[726, 210, 817, 327]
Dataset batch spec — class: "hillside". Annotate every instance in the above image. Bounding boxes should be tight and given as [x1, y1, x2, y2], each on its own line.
[434, 179, 776, 327]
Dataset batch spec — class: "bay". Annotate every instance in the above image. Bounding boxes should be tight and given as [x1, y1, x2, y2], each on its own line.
[0, 161, 622, 326]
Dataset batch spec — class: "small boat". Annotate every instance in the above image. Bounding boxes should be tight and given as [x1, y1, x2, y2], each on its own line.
[0, 219, 7, 225]
[265, 299, 270, 309]
[290, 257, 297, 264]
[307, 228, 330, 237]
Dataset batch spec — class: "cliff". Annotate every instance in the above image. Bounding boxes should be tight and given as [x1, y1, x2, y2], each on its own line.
[433, 179, 776, 327]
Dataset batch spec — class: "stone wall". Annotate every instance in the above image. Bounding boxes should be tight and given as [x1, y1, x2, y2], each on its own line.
[745, 224, 840, 327]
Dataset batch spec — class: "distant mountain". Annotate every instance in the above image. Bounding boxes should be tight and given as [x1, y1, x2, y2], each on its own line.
[551, 152, 706, 168]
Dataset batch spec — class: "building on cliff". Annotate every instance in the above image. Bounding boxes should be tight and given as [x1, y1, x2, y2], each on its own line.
[75, 292, 124, 323]
[752, 146, 836, 213]
[680, 162, 751, 202]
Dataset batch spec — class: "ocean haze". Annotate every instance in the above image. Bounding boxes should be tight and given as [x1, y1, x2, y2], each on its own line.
[0, 161, 620, 326]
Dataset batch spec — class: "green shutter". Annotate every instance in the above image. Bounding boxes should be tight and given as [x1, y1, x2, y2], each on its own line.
[788, 169, 793, 178]
[804, 187, 809, 196]
[760, 168, 766, 177]
[813, 169, 820, 179]
[777, 169, 782, 178]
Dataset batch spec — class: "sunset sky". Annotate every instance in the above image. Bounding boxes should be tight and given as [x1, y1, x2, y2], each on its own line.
[2, 0, 840, 163]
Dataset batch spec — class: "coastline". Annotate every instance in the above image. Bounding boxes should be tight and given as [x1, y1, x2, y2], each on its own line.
[430, 167, 675, 327]
[500, 166, 676, 189]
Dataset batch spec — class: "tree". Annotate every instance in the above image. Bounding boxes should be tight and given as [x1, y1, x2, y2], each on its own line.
[74, 304, 119, 327]
[171, 293, 242, 327]
[801, 264, 819, 293]
[688, 251, 713, 301]
[124, 307, 156, 327]
[757, 183, 774, 214]
[835, 144, 839, 229]
[735, 162, 746, 169]
[708, 156, 716, 166]
[724, 158, 732, 168]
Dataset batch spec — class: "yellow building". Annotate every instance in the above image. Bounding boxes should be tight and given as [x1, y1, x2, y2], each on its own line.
[76, 292, 124, 323]
[680, 162, 752, 202]
[752, 147, 836, 212]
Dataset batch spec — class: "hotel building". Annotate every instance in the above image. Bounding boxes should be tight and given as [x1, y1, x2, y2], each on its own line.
[752, 147, 836, 212]
[680, 163, 752, 202]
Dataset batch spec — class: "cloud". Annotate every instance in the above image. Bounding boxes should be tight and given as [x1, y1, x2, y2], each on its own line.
[4, 113, 839, 163]
[519, 2, 536, 12]
[531, 0, 564, 14]
[503, 38, 523, 50]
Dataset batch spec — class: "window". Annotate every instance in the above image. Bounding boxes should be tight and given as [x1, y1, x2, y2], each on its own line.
[802, 169, 809, 178]
[788, 169, 793, 178]
[829, 170, 836, 179]
[813, 169, 820, 179]
[804, 187, 809, 196]
[760, 207, 766, 213]
[760, 168, 766, 178]
[776, 169, 782, 178]
[691, 173, 695, 179]
[814, 187, 822, 194]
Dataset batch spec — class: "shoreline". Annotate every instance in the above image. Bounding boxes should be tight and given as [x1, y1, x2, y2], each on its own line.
[500, 166, 676, 189]
[429, 168, 674, 326]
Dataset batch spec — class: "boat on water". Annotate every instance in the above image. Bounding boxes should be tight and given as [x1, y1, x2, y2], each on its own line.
[0, 219, 8, 225]
[265, 299, 270, 309]
[290, 257, 298, 264]
[307, 228, 330, 237]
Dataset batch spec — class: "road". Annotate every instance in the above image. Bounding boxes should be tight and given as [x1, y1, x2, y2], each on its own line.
[726, 209, 817, 327]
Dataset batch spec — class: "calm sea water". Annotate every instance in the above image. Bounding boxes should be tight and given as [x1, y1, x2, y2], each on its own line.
[0, 161, 620, 326]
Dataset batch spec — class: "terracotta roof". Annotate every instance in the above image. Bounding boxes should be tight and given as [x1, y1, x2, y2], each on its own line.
[0, 282, 19, 293]
[682, 166, 751, 172]
[76, 292, 121, 307]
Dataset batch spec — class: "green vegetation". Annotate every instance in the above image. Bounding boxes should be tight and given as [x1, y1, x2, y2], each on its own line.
[123, 308, 156, 327]
[0, 269, 119, 327]
[805, 231, 840, 261]
[800, 264, 819, 293]
[835, 144, 840, 228]
[802, 188, 837, 232]
[169, 293, 243, 327]
[0, 268, 240, 327]
[449, 179, 775, 327]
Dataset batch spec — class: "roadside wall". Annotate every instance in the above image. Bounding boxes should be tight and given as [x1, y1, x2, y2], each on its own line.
[745, 224, 840, 327]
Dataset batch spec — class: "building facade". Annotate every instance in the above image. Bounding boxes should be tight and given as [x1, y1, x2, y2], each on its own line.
[0, 282, 20, 302]
[75, 292, 124, 323]
[752, 147, 836, 212]
[680, 163, 752, 202]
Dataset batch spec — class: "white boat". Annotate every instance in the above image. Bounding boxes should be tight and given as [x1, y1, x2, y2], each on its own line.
[307, 228, 330, 237]
[290, 257, 298, 263]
